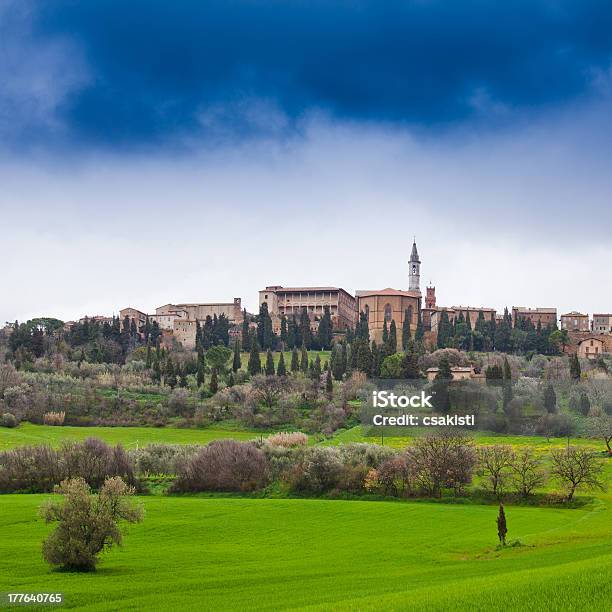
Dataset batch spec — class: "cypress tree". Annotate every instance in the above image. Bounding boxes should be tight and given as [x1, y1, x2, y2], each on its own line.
[415, 309, 424, 342]
[277, 351, 287, 376]
[400, 346, 420, 379]
[227, 372, 235, 387]
[300, 345, 309, 374]
[388, 320, 397, 355]
[291, 347, 299, 372]
[209, 368, 218, 394]
[232, 340, 242, 372]
[152, 356, 161, 383]
[325, 368, 333, 396]
[382, 320, 389, 345]
[265, 350, 275, 376]
[371, 341, 381, 377]
[402, 308, 412, 350]
[355, 340, 372, 375]
[280, 316, 288, 347]
[196, 360, 205, 387]
[312, 354, 322, 380]
[247, 334, 261, 376]
[543, 384, 557, 414]
[497, 504, 508, 546]
[145, 343, 152, 368]
[569, 353, 581, 380]
[166, 357, 177, 389]
[241, 309, 250, 348]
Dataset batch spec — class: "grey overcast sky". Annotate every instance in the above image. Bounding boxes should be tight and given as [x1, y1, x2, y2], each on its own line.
[1, 1, 611, 323]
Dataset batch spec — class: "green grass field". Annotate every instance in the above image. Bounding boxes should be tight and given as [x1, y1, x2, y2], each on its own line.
[327, 425, 599, 450]
[1, 490, 611, 611]
[0, 422, 266, 450]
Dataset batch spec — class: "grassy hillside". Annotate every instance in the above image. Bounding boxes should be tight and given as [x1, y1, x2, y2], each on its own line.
[327, 425, 599, 450]
[1, 492, 610, 610]
[0, 422, 267, 450]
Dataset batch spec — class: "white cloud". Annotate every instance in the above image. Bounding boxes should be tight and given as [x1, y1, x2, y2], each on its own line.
[1, 101, 611, 324]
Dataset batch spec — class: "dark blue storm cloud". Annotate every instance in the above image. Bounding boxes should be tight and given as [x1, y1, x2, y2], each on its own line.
[6, 0, 612, 148]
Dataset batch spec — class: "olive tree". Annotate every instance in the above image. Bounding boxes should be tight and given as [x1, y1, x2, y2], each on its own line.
[40, 477, 143, 571]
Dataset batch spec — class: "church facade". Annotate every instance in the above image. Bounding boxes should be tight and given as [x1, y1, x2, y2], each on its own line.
[356, 241, 422, 348]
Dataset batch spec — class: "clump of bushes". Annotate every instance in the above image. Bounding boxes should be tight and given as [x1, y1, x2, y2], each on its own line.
[172, 440, 269, 492]
[43, 411, 65, 426]
[1, 412, 18, 428]
[0, 438, 137, 493]
[267, 431, 308, 447]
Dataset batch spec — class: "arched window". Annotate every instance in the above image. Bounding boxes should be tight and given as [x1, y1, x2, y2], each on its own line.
[384, 304, 392, 322]
[364, 305, 370, 320]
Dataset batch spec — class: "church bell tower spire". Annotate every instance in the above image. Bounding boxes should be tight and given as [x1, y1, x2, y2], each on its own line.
[409, 238, 421, 292]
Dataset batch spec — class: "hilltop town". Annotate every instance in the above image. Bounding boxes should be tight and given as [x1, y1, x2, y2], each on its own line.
[22, 240, 608, 361]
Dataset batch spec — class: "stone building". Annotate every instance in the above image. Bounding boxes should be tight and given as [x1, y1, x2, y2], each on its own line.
[592, 313, 612, 334]
[577, 336, 607, 360]
[156, 299, 243, 326]
[560, 312, 590, 332]
[259, 286, 357, 333]
[512, 307, 557, 328]
[430, 306, 496, 333]
[119, 307, 147, 331]
[173, 319, 198, 350]
[421, 285, 437, 331]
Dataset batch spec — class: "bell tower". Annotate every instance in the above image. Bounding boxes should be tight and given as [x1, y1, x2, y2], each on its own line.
[409, 239, 421, 292]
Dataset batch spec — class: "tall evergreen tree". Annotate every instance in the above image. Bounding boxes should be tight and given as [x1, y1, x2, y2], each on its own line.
[311, 354, 322, 380]
[196, 359, 205, 387]
[387, 320, 397, 354]
[300, 345, 309, 374]
[241, 309, 250, 349]
[165, 357, 177, 389]
[325, 367, 333, 397]
[232, 340, 242, 372]
[317, 306, 333, 350]
[401, 308, 412, 350]
[299, 308, 313, 349]
[280, 316, 288, 348]
[277, 351, 287, 376]
[371, 341, 381, 377]
[265, 350, 275, 376]
[209, 368, 218, 394]
[247, 334, 261, 376]
[569, 353, 581, 380]
[290, 347, 299, 372]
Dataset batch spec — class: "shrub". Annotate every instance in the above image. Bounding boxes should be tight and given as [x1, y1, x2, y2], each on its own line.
[288, 447, 343, 494]
[266, 431, 308, 447]
[1, 412, 18, 428]
[365, 455, 415, 496]
[0, 446, 63, 492]
[40, 476, 144, 572]
[173, 440, 269, 492]
[43, 411, 66, 426]
[338, 443, 396, 468]
[129, 444, 200, 476]
[62, 439, 137, 489]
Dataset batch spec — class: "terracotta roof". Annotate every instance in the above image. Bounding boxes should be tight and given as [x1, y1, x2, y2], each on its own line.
[561, 312, 588, 317]
[356, 288, 421, 298]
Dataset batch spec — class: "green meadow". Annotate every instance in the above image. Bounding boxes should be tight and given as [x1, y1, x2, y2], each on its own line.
[0, 422, 265, 450]
[1, 490, 611, 611]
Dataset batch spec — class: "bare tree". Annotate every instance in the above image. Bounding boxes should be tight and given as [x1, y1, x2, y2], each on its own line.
[585, 414, 612, 454]
[478, 445, 515, 497]
[510, 447, 545, 497]
[550, 447, 605, 501]
[250, 375, 287, 408]
[407, 431, 477, 497]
